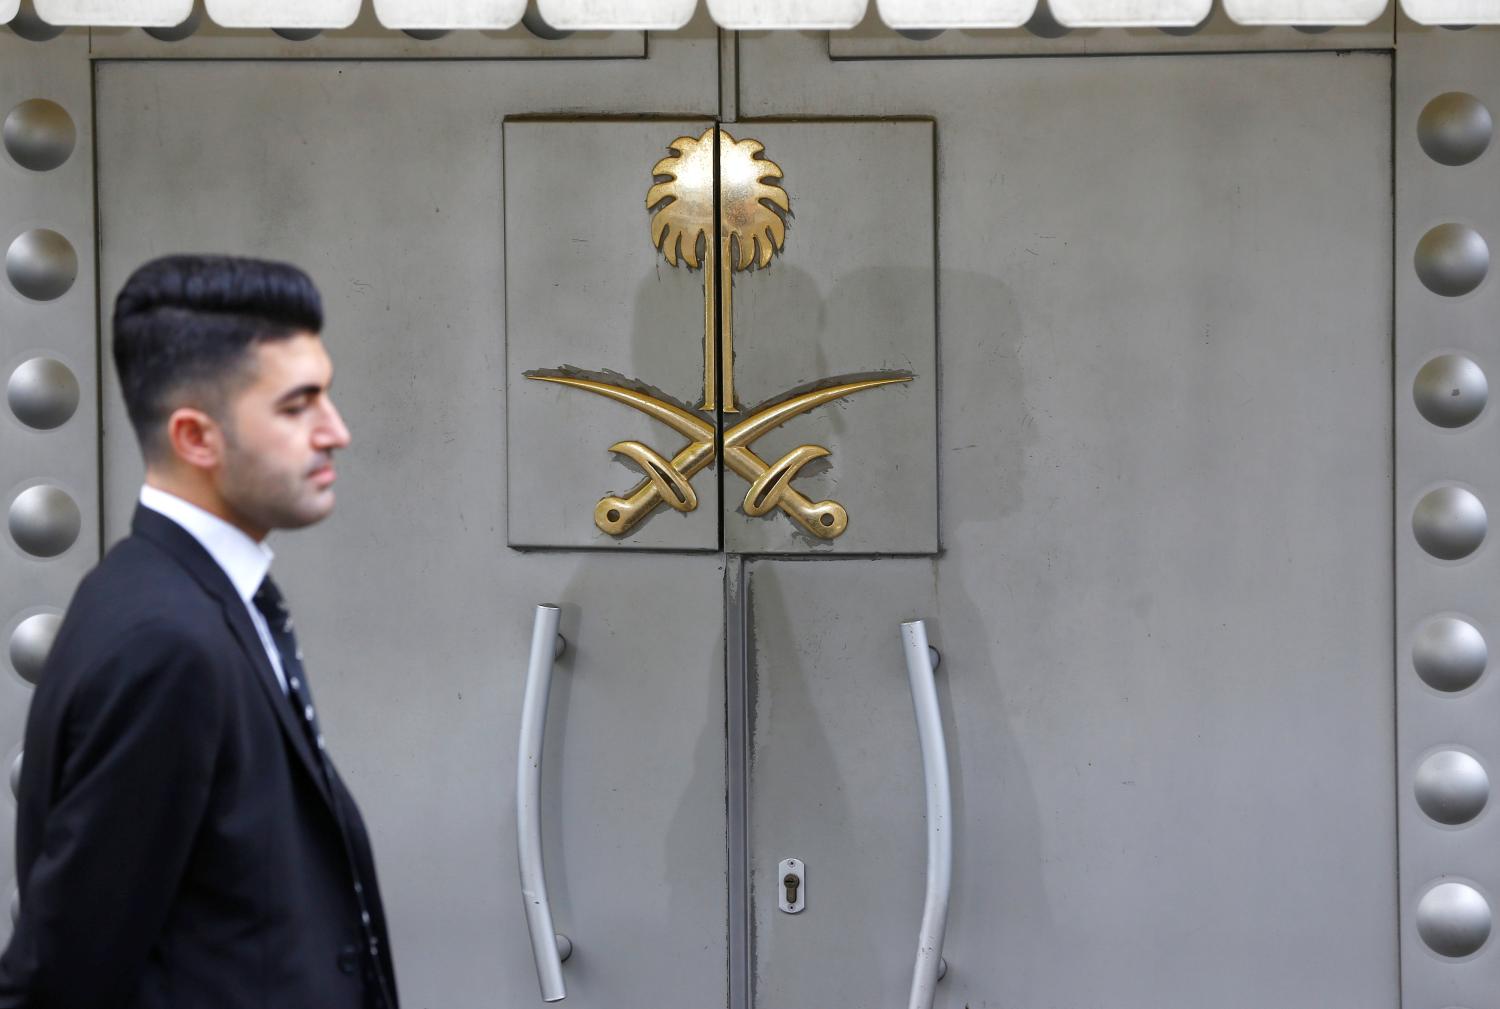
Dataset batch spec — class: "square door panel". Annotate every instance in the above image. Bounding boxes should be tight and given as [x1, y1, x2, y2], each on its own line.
[723, 120, 938, 555]
[505, 118, 719, 550]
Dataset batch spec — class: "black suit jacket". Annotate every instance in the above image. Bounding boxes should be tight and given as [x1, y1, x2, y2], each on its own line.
[0, 506, 398, 1009]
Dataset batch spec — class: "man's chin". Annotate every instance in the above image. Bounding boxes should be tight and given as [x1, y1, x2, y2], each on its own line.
[300, 492, 337, 526]
[267, 494, 337, 532]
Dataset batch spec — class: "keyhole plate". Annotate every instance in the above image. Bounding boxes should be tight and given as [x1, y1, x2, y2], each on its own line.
[778, 857, 805, 914]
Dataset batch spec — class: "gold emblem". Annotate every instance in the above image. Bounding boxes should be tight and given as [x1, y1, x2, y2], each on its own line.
[526, 127, 910, 540]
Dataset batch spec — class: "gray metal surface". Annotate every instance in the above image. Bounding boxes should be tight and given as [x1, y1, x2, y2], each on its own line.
[1413, 352, 1487, 428]
[1412, 613, 1487, 692]
[1396, 19, 1500, 1008]
[2, 98, 74, 172]
[94, 49, 729, 1009]
[4, 228, 76, 302]
[742, 43, 1394, 1009]
[1416, 880, 1492, 957]
[0, 22, 96, 951]
[1413, 748, 1488, 825]
[722, 120, 936, 555]
[0, 13, 1466, 1009]
[1412, 484, 1487, 560]
[831, 0, 1392, 57]
[6, 4, 60, 41]
[898, 618, 949, 1009]
[7, 357, 80, 430]
[7, 485, 81, 558]
[1417, 90, 1493, 167]
[1414, 220, 1489, 296]
[504, 118, 718, 550]
[724, 556, 751, 1009]
[515, 604, 568, 1002]
[5, 613, 58, 685]
[775, 856, 803, 913]
[86, 0, 644, 57]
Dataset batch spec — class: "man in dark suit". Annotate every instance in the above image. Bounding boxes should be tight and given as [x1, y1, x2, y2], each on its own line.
[0, 255, 398, 1009]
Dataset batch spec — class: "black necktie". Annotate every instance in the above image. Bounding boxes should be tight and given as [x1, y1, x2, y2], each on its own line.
[252, 575, 393, 1009]
[252, 576, 325, 754]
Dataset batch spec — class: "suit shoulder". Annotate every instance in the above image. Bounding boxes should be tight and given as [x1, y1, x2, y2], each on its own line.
[42, 535, 232, 699]
[65, 534, 223, 642]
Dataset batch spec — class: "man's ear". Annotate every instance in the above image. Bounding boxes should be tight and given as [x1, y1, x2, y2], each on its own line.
[165, 407, 225, 471]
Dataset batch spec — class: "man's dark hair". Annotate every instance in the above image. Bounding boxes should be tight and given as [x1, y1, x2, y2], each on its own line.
[112, 254, 324, 460]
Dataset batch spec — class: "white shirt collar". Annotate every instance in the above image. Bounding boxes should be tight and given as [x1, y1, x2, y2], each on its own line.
[139, 485, 274, 604]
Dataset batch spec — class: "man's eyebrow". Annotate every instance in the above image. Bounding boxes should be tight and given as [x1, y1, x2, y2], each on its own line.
[275, 383, 325, 406]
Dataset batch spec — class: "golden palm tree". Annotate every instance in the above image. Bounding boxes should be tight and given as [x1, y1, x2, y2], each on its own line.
[647, 127, 789, 412]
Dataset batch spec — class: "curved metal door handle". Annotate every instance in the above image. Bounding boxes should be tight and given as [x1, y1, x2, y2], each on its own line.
[901, 620, 952, 1009]
[517, 604, 572, 1002]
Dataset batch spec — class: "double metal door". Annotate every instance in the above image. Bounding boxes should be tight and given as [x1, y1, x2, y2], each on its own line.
[89, 43, 1396, 1009]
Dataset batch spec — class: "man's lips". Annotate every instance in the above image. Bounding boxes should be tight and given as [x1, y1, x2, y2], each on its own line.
[309, 463, 336, 487]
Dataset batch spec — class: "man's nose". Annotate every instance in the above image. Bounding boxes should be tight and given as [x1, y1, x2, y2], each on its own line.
[316, 399, 352, 450]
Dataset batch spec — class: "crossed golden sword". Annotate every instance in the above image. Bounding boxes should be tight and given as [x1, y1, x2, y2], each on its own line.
[528, 373, 910, 539]
[528, 128, 912, 540]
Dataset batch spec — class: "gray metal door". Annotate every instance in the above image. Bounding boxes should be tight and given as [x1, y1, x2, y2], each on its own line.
[740, 48, 1397, 1009]
[92, 59, 728, 1009]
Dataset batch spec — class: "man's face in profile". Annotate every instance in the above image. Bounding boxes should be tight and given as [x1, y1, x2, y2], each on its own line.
[216, 332, 351, 535]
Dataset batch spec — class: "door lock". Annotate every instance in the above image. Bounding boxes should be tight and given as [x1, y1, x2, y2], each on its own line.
[778, 857, 805, 914]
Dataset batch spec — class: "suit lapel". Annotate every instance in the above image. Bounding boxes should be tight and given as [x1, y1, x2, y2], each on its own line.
[131, 506, 336, 810]
[217, 591, 338, 810]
